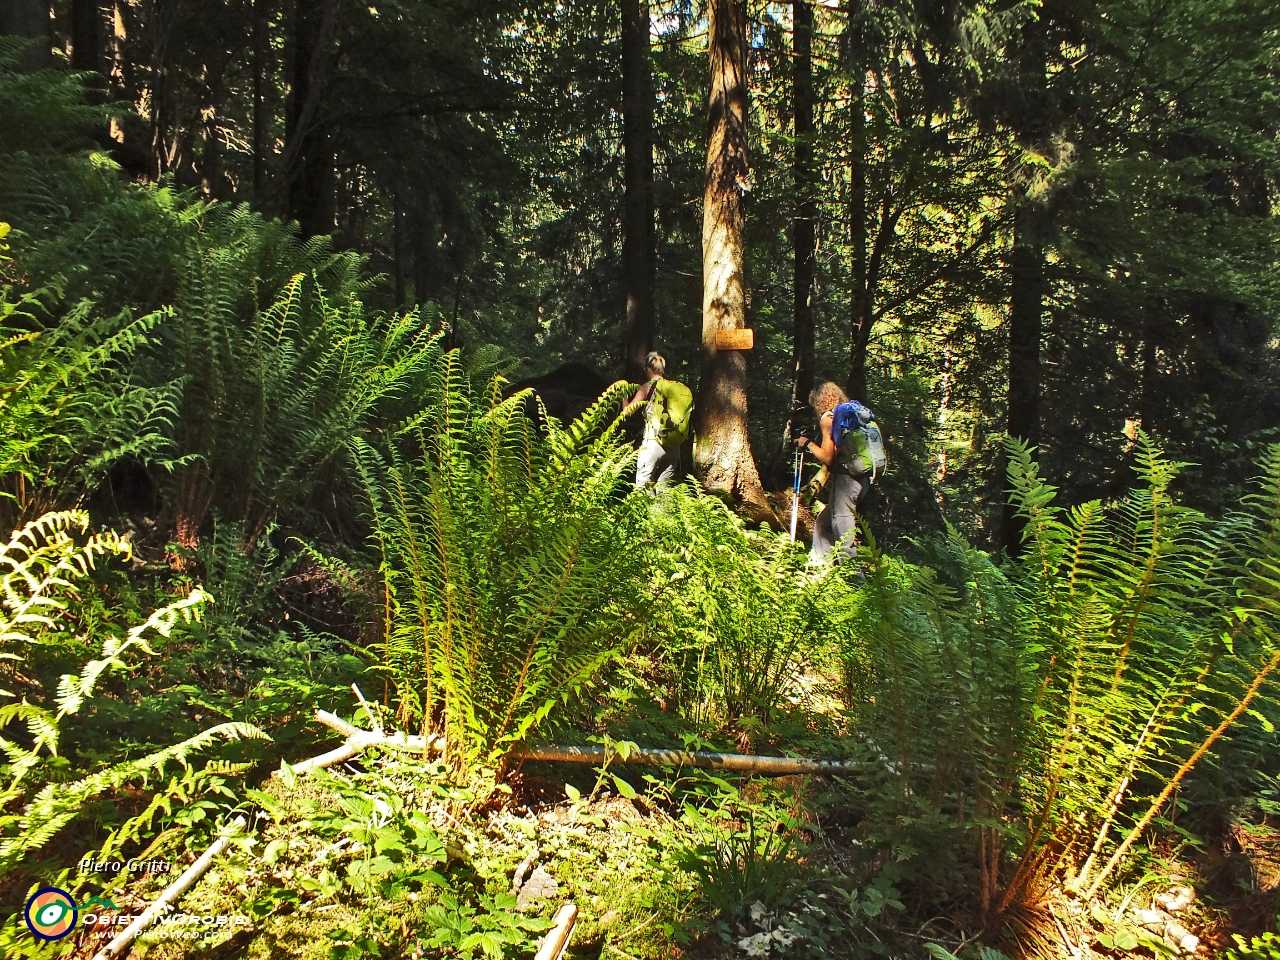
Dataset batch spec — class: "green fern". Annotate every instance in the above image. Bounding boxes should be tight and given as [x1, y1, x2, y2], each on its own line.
[844, 523, 1023, 911]
[0, 38, 111, 155]
[639, 486, 838, 734]
[164, 215, 439, 545]
[844, 436, 1280, 915]
[355, 356, 645, 772]
[0, 510, 268, 878]
[0, 289, 176, 519]
[1002, 437, 1280, 903]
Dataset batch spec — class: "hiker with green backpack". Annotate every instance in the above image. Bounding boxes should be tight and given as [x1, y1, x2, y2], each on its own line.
[626, 351, 694, 490]
[795, 381, 886, 563]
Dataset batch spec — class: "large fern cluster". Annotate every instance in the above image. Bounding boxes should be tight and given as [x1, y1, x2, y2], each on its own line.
[4, 180, 441, 541]
[0, 39, 188, 314]
[843, 527, 1023, 910]
[0, 58, 179, 522]
[0, 290, 176, 519]
[355, 352, 645, 771]
[0, 39, 108, 156]
[162, 204, 433, 545]
[2, 49, 435, 547]
[1005, 438, 1280, 903]
[845, 438, 1280, 920]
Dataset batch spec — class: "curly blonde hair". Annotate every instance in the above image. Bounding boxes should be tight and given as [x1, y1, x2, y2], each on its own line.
[808, 381, 848, 417]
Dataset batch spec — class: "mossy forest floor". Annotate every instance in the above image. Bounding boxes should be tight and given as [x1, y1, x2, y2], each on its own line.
[126, 750, 736, 960]
[72, 734, 1276, 960]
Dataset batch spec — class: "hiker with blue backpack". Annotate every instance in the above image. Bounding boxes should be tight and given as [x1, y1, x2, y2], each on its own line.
[626, 351, 694, 490]
[794, 381, 886, 563]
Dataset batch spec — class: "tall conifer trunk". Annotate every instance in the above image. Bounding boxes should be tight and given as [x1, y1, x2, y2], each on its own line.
[252, 0, 267, 205]
[621, 0, 656, 382]
[694, 0, 770, 518]
[845, 4, 870, 401]
[69, 0, 100, 73]
[1006, 201, 1044, 455]
[393, 200, 409, 309]
[788, 0, 815, 423]
[0, 0, 51, 70]
[1004, 198, 1046, 552]
[1139, 303, 1158, 432]
[1003, 25, 1050, 554]
[286, 0, 336, 238]
[70, 0, 111, 153]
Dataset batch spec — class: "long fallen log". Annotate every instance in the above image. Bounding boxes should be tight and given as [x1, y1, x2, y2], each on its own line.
[534, 903, 578, 960]
[93, 712, 857, 958]
[304, 710, 860, 777]
[511, 744, 861, 776]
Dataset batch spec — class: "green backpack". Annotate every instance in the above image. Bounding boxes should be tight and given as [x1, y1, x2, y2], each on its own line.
[650, 378, 694, 449]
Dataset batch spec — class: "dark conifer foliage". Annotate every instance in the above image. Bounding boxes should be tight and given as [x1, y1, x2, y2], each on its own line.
[5, 0, 1279, 540]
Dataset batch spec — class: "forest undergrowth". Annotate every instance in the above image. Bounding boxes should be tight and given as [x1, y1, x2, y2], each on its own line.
[0, 42, 1279, 960]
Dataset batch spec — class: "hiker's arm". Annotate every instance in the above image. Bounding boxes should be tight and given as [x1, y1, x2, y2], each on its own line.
[624, 381, 653, 417]
[798, 412, 836, 465]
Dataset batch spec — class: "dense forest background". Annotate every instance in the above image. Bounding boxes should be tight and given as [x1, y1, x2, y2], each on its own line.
[7, 0, 1278, 546]
[2, 0, 1280, 958]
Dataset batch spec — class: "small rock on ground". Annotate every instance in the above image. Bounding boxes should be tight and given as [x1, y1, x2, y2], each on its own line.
[517, 865, 558, 911]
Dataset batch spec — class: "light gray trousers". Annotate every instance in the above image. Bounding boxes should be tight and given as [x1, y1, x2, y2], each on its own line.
[810, 470, 864, 563]
[635, 440, 679, 489]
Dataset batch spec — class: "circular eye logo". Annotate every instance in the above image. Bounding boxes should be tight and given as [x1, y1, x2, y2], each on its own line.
[24, 887, 78, 941]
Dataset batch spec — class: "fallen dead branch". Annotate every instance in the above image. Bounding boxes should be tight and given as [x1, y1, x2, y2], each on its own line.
[92, 818, 245, 960]
[91, 709, 860, 958]
[534, 903, 578, 960]
[274, 709, 442, 777]
[290, 710, 862, 778]
[511, 743, 862, 776]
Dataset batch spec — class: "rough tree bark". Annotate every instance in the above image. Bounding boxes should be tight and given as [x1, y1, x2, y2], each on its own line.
[1006, 200, 1044, 456]
[845, 4, 871, 402]
[146, 0, 172, 177]
[201, 64, 227, 199]
[787, 0, 815, 425]
[285, 0, 337, 238]
[693, 0, 771, 519]
[252, 0, 267, 204]
[1003, 25, 1051, 555]
[0, 0, 51, 70]
[1138, 296, 1161, 433]
[106, 1, 125, 95]
[70, 0, 115, 156]
[621, 0, 656, 383]
[1003, 198, 1049, 553]
[69, 0, 100, 73]
[393, 200, 408, 309]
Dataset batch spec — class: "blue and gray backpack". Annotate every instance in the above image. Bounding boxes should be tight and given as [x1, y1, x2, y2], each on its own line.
[830, 401, 887, 481]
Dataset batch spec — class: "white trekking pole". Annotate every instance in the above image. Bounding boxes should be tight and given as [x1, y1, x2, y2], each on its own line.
[790, 446, 805, 542]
